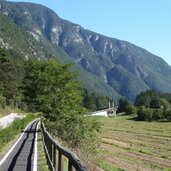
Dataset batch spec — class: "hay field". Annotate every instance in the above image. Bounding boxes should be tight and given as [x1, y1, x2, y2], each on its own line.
[98, 115, 171, 171]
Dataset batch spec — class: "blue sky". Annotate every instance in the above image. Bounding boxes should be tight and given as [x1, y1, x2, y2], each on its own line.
[9, 0, 171, 66]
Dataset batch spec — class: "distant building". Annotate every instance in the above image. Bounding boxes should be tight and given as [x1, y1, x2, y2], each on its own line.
[92, 109, 108, 117]
[92, 101, 117, 117]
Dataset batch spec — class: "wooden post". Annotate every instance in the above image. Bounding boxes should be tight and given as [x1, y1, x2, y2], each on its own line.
[49, 141, 52, 161]
[56, 150, 58, 171]
[41, 122, 89, 171]
[53, 145, 56, 170]
[68, 160, 74, 171]
[58, 152, 63, 171]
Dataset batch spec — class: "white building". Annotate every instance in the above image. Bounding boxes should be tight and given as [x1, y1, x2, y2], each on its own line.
[92, 108, 117, 117]
[92, 110, 108, 117]
[91, 101, 117, 117]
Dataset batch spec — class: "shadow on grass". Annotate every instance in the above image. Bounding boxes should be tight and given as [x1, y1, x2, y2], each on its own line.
[127, 117, 171, 122]
[126, 117, 141, 121]
[21, 129, 41, 133]
[159, 119, 171, 123]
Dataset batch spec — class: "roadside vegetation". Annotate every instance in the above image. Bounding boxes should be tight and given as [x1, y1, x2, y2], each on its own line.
[0, 106, 24, 118]
[38, 127, 49, 171]
[0, 113, 38, 152]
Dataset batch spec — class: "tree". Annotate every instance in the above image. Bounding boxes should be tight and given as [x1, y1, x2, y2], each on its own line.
[83, 89, 111, 111]
[126, 104, 137, 115]
[24, 59, 100, 151]
[0, 49, 24, 105]
[134, 92, 151, 107]
[117, 97, 130, 114]
[150, 97, 162, 108]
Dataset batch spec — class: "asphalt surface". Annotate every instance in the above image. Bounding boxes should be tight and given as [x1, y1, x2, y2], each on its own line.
[0, 120, 39, 171]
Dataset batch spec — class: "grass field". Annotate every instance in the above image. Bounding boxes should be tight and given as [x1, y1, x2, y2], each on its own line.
[98, 115, 171, 171]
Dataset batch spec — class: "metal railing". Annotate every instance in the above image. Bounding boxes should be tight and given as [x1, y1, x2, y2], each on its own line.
[41, 121, 89, 171]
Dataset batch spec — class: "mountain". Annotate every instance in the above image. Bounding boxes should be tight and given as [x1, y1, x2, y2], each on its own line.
[0, 0, 171, 101]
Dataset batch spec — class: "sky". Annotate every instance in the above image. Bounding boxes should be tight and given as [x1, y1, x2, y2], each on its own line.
[8, 0, 171, 66]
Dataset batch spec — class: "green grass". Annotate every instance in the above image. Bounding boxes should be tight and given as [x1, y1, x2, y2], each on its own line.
[38, 128, 49, 171]
[0, 113, 38, 152]
[99, 161, 125, 171]
[97, 115, 171, 171]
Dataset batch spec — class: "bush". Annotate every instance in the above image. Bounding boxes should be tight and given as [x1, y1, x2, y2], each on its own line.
[137, 107, 169, 121]
[126, 105, 137, 115]
[137, 107, 153, 121]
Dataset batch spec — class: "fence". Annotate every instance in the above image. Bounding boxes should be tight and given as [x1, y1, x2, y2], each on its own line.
[41, 121, 89, 171]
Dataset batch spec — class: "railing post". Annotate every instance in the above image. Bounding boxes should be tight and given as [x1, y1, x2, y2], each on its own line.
[53, 144, 57, 170]
[58, 152, 63, 171]
[41, 121, 89, 171]
[49, 141, 52, 161]
[68, 160, 74, 171]
[47, 133, 53, 171]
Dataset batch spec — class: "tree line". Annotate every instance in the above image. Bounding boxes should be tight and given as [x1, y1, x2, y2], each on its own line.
[83, 89, 112, 111]
[117, 90, 171, 121]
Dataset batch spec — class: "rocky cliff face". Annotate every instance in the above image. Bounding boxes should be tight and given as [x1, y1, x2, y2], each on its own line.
[1, 0, 171, 101]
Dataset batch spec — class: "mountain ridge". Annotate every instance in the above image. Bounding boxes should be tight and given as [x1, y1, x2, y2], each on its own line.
[0, 0, 171, 101]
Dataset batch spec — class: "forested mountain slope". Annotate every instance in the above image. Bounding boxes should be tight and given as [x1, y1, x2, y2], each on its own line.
[0, 0, 171, 101]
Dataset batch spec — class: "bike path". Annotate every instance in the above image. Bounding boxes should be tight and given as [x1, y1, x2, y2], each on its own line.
[0, 120, 39, 171]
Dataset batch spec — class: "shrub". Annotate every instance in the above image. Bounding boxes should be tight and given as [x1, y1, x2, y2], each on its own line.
[164, 109, 171, 120]
[137, 107, 170, 121]
[126, 105, 137, 115]
[137, 107, 153, 121]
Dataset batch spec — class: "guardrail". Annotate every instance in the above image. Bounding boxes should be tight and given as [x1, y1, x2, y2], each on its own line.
[41, 121, 89, 171]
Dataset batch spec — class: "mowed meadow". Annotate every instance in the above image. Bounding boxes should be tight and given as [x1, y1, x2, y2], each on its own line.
[98, 115, 171, 171]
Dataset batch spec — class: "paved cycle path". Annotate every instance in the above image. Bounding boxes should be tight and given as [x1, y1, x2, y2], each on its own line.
[0, 120, 39, 171]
